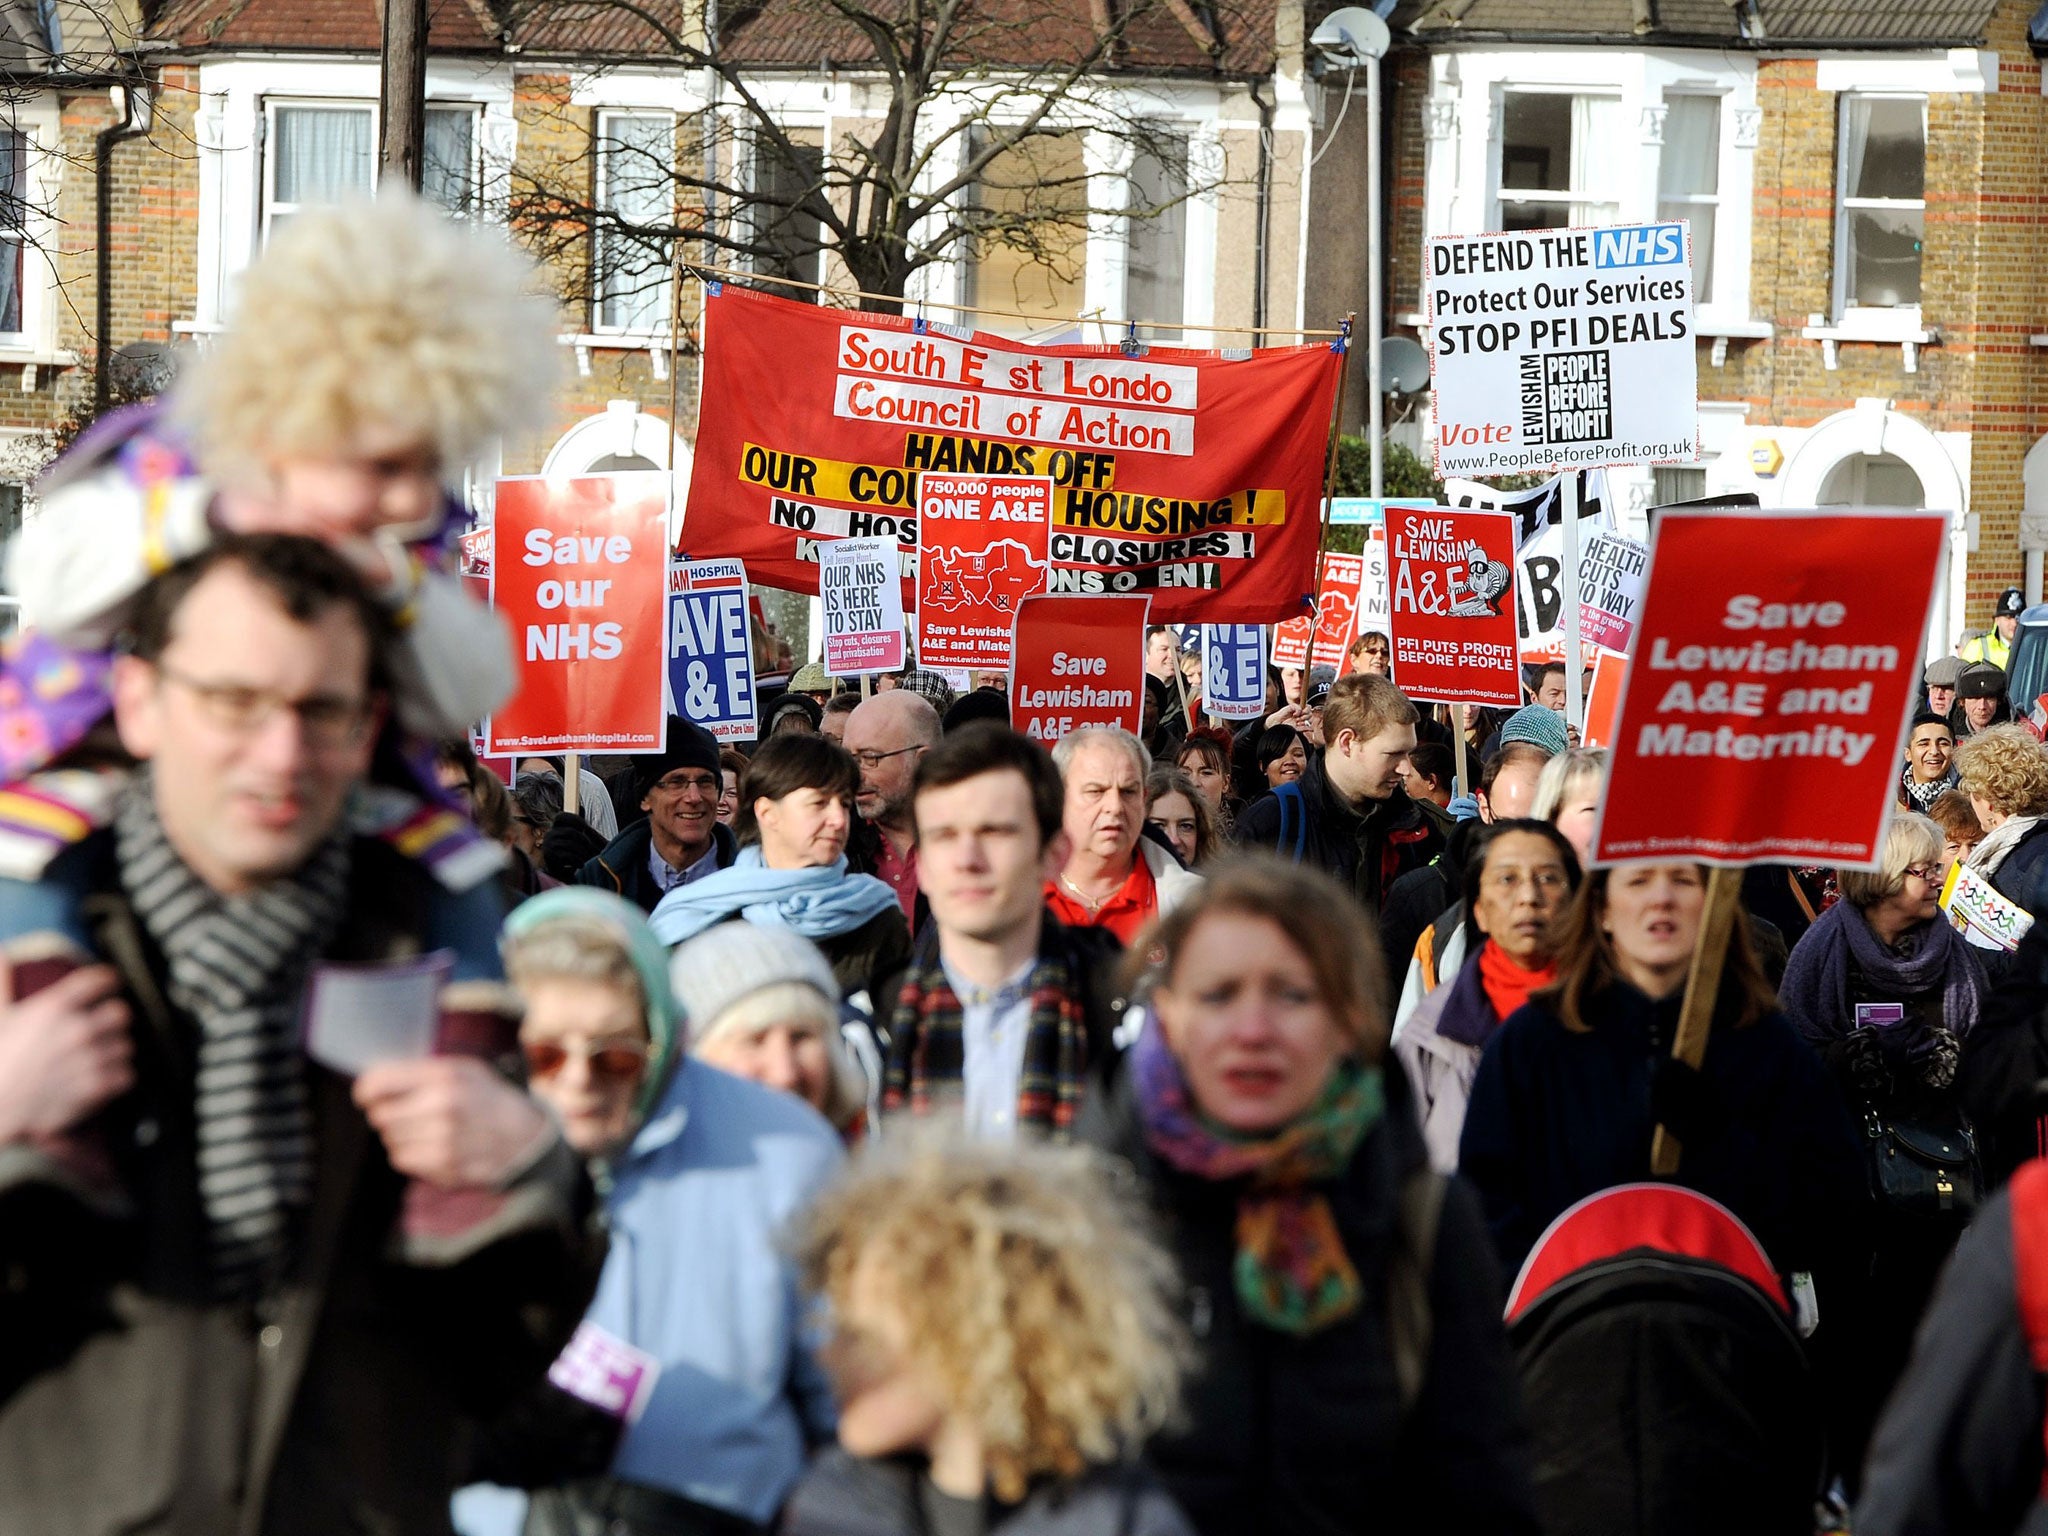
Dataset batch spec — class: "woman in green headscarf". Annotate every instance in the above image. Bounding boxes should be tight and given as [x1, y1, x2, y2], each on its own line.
[1085, 855, 1538, 1536]
[485, 888, 845, 1535]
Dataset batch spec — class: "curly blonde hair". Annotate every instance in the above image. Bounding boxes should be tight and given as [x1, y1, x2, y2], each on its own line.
[795, 1134, 1187, 1502]
[175, 193, 560, 484]
[1954, 723, 2048, 820]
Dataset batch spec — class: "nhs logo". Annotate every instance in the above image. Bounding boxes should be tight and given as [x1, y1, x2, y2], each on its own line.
[1591, 223, 1686, 269]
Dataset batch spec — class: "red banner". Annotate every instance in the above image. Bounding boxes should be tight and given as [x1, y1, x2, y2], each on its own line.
[1007, 594, 1151, 744]
[1387, 505, 1522, 707]
[682, 284, 1342, 623]
[916, 473, 1051, 670]
[1591, 509, 1947, 868]
[1310, 551, 1365, 669]
[486, 472, 669, 756]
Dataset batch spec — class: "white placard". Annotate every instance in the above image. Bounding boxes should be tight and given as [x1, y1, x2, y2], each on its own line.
[1427, 222, 1701, 477]
[1359, 531, 1390, 636]
[1578, 530, 1650, 656]
[302, 951, 452, 1076]
[819, 535, 906, 677]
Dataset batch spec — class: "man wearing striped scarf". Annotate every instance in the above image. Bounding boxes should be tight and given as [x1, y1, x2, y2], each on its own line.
[0, 536, 597, 1535]
[882, 724, 1129, 1141]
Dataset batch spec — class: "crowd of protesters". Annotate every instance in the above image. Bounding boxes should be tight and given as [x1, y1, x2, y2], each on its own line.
[16, 192, 2048, 1536]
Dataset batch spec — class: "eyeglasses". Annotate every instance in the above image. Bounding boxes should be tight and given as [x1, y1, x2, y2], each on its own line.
[157, 663, 370, 749]
[1903, 865, 1942, 885]
[649, 771, 719, 797]
[851, 745, 925, 771]
[1486, 868, 1571, 893]
[522, 1038, 650, 1082]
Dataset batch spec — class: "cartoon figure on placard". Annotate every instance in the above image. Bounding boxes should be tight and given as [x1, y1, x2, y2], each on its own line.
[1448, 541, 1511, 618]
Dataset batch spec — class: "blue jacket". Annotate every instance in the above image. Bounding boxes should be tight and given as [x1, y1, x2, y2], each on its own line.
[597, 1058, 844, 1523]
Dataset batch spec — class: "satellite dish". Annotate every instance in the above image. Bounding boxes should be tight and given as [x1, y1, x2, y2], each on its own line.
[1379, 335, 1429, 394]
[1310, 6, 1392, 63]
[110, 339, 178, 398]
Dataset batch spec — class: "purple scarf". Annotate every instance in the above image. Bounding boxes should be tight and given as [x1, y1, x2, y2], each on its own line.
[1778, 897, 1986, 1049]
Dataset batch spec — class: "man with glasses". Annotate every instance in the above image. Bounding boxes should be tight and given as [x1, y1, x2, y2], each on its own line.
[0, 535, 598, 1533]
[575, 713, 735, 913]
[842, 689, 940, 923]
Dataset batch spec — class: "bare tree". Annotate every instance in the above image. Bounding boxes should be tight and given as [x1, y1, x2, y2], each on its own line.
[499, 0, 1264, 319]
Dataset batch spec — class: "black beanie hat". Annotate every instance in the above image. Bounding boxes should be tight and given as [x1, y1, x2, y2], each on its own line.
[635, 715, 723, 798]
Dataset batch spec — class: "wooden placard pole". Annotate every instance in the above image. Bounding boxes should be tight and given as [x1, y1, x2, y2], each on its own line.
[1649, 864, 1745, 1176]
[1452, 705, 1470, 797]
[563, 752, 582, 816]
[1308, 313, 1358, 615]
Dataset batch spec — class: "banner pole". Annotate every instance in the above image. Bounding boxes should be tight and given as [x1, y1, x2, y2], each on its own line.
[563, 752, 582, 816]
[1311, 314, 1358, 617]
[1562, 471, 1585, 732]
[1452, 705, 1470, 797]
[1650, 865, 1744, 1175]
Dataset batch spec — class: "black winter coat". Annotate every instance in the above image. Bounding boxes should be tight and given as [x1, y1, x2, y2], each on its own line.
[1377, 818, 1479, 980]
[1084, 1063, 1539, 1536]
[1962, 911, 2048, 1189]
[1457, 981, 1868, 1282]
[1232, 759, 1450, 918]
[1855, 1187, 2048, 1536]
[574, 821, 739, 914]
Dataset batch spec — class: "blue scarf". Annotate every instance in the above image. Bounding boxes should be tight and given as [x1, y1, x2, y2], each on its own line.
[647, 844, 899, 948]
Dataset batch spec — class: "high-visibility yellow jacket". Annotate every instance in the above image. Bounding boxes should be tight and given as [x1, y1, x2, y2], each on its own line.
[1962, 628, 2013, 671]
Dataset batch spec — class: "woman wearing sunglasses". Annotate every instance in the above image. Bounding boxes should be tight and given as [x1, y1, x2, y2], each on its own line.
[482, 887, 844, 1536]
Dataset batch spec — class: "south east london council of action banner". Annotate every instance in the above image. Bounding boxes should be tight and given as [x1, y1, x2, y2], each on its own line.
[680, 283, 1344, 625]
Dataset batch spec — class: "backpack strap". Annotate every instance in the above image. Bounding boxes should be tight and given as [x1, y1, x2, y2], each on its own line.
[1415, 920, 1439, 994]
[1271, 780, 1307, 861]
[1386, 1165, 1447, 1416]
[2010, 1159, 2048, 1496]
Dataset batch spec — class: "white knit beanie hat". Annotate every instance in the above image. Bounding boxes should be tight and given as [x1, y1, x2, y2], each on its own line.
[667, 922, 842, 1044]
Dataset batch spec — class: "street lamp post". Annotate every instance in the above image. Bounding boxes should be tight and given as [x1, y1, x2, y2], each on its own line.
[1309, 8, 1392, 496]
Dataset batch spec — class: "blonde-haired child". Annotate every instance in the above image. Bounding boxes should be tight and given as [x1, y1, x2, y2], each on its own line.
[0, 193, 560, 960]
[784, 1134, 1194, 1536]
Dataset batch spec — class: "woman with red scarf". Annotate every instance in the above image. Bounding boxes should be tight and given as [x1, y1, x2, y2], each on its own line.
[1393, 820, 1581, 1172]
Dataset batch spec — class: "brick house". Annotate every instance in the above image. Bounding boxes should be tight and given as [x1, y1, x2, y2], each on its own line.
[1367, 0, 2048, 648]
[0, 0, 1344, 541]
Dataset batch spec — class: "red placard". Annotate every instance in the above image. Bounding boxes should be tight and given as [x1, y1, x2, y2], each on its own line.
[916, 473, 1051, 670]
[1386, 505, 1522, 707]
[1272, 613, 1313, 670]
[1309, 551, 1365, 669]
[486, 472, 669, 756]
[1007, 594, 1152, 744]
[1591, 508, 1947, 868]
[682, 284, 1340, 622]
[1580, 648, 1627, 750]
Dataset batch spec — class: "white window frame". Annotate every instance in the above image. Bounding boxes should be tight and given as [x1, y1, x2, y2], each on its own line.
[1832, 92, 1926, 325]
[1655, 91, 1724, 309]
[422, 102, 485, 217]
[593, 109, 676, 336]
[260, 97, 484, 243]
[1121, 126, 1191, 340]
[1492, 87, 1622, 231]
[742, 131, 826, 293]
[261, 98, 373, 243]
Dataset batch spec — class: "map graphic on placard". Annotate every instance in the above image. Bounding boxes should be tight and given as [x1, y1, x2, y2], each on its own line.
[922, 539, 1047, 615]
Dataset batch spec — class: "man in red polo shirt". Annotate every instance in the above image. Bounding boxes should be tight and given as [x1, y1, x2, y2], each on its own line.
[1045, 726, 1202, 942]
